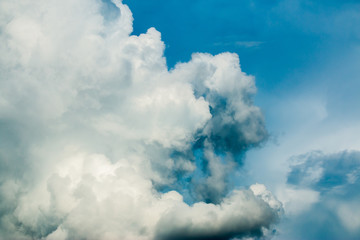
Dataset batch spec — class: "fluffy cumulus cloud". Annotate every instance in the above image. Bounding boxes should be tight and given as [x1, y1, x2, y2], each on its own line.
[277, 150, 360, 240]
[0, 0, 281, 239]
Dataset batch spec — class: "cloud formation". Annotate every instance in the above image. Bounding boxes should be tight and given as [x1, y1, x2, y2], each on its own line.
[0, 0, 280, 239]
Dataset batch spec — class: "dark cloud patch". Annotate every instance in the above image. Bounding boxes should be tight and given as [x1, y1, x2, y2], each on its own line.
[199, 72, 268, 157]
[206, 113, 267, 155]
[157, 230, 261, 240]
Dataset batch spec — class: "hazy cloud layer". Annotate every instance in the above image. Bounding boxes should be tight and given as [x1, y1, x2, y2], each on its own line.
[279, 150, 360, 240]
[0, 0, 280, 239]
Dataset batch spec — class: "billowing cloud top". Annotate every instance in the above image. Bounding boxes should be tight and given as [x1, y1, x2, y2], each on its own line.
[0, 0, 281, 239]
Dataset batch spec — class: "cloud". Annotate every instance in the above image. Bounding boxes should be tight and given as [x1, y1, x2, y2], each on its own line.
[171, 53, 267, 203]
[155, 184, 281, 240]
[0, 0, 280, 239]
[277, 150, 360, 240]
[287, 151, 360, 192]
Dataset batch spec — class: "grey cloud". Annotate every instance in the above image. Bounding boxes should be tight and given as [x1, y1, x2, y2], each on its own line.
[287, 150, 360, 192]
[171, 53, 268, 203]
[155, 185, 282, 240]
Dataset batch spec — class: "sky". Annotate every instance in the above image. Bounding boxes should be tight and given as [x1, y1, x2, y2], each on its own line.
[0, 0, 360, 239]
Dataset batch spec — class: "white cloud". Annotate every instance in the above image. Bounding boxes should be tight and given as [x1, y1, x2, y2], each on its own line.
[0, 0, 280, 239]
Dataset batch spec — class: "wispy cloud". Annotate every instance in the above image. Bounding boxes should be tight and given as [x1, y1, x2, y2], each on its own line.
[277, 150, 360, 239]
[213, 41, 264, 48]
[235, 41, 264, 48]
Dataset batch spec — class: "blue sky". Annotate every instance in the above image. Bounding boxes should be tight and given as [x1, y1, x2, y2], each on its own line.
[124, 0, 360, 89]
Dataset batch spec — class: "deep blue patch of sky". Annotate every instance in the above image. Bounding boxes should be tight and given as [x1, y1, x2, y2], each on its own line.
[122, 0, 360, 95]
